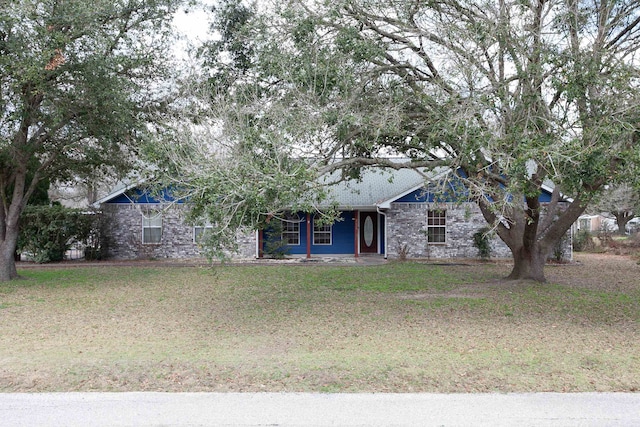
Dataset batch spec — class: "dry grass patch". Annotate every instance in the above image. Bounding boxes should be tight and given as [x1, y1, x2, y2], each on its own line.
[1, 254, 639, 392]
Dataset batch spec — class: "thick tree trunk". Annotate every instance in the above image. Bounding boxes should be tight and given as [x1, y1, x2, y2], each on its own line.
[0, 232, 20, 282]
[613, 212, 633, 235]
[507, 245, 548, 282]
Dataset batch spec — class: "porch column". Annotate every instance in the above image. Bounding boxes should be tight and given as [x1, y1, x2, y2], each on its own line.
[354, 211, 359, 258]
[306, 213, 311, 259]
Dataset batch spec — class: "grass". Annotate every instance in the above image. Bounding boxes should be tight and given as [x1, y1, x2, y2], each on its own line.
[1, 254, 639, 392]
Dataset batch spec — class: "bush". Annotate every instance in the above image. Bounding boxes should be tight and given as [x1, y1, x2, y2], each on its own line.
[18, 205, 101, 263]
[573, 230, 592, 252]
[262, 221, 290, 259]
[472, 227, 492, 260]
[552, 234, 569, 262]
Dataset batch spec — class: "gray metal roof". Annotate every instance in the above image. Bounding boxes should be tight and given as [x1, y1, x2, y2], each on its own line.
[96, 166, 440, 209]
[321, 167, 430, 209]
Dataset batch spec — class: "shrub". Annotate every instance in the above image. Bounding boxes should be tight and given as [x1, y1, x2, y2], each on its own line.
[262, 221, 290, 259]
[397, 243, 409, 261]
[472, 227, 492, 260]
[18, 205, 100, 263]
[573, 230, 592, 252]
[552, 234, 569, 262]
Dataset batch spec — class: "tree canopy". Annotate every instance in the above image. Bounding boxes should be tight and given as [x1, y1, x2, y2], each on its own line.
[153, 0, 640, 281]
[0, 0, 188, 281]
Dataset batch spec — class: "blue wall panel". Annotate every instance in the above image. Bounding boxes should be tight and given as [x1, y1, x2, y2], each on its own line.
[268, 211, 356, 255]
[106, 188, 181, 204]
[311, 211, 355, 254]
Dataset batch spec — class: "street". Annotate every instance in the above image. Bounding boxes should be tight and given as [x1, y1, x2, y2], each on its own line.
[1, 392, 640, 426]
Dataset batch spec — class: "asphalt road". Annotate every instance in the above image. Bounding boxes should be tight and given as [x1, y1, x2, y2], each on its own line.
[2, 392, 640, 426]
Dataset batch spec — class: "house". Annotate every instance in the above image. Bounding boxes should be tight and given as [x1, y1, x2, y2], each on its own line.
[96, 168, 571, 261]
[573, 214, 616, 234]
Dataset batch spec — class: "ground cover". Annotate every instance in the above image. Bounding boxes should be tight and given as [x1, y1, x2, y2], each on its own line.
[1, 253, 639, 392]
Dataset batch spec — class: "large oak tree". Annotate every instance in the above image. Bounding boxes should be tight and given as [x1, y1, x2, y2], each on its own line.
[0, 0, 187, 280]
[157, 0, 640, 282]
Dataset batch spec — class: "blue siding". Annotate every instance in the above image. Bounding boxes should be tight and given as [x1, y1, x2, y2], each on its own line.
[106, 188, 181, 204]
[395, 186, 554, 203]
[283, 211, 355, 255]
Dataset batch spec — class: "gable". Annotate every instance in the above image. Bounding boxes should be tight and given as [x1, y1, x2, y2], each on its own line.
[100, 187, 182, 204]
[389, 183, 557, 204]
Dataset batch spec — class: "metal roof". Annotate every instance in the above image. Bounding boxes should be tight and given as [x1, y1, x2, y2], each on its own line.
[321, 167, 434, 209]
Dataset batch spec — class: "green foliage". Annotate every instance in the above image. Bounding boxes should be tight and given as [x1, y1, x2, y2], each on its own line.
[158, 0, 640, 281]
[472, 227, 492, 260]
[573, 230, 592, 252]
[0, 0, 186, 278]
[205, 0, 256, 87]
[17, 205, 101, 263]
[262, 220, 290, 259]
[552, 234, 569, 262]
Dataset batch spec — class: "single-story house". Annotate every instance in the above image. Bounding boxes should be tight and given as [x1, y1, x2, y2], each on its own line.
[572, 214, 617, 234]
[96, 168, 572, 261]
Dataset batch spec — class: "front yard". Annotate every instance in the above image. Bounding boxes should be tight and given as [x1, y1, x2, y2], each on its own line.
[0, 253, 638, 392]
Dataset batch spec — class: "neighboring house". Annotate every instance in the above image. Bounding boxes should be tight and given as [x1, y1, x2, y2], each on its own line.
[96, 168, 572, 261]
[573, 214, 616, 234]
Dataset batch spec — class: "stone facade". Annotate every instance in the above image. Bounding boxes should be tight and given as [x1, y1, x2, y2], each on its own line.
[385, 202, 572, 261]
[101, 200, 571, 262]
[102, 203, 256, 260]
[386, 202, 512, 259]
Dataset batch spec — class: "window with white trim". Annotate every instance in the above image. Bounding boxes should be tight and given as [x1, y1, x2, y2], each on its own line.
[281, 215, 300, 245]
[313, 218, 332, 245]
[142, 212, 162, 244]
[427, 210, 446, 244]
[194, 225, 213, 243]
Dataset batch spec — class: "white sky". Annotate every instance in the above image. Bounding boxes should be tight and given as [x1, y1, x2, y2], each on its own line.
[172, 5, 212, 44]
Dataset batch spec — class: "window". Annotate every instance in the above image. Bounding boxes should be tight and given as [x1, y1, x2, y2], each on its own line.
[194, 225, 213, 243]
[427, 210, 446, 244]
[142, 212, 162, 244]
[313, 218, 332, 245]
[579, 218, 590, 231]
[281, 216, 300, 245]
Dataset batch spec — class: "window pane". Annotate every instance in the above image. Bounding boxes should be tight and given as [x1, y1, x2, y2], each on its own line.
[194, 226, 212, 243]
[313, 221, 332, 245]
[427, 210, 446, 244]
[142, 212, 162, 244]
[427, 227, 446, 243]
[143, 227, 162, 244]
[143, 214, 162, 227]
[282, 220, 300, 245]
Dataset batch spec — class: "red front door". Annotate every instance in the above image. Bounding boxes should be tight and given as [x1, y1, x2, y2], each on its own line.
[359, 212, 378, 253]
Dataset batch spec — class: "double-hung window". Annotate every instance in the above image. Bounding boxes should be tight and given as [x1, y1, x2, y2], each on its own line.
[281, 215, 300, 245]
[313, 218, 332, 245]
[427, 210, 446, 244]
[142, 212, 162, 244]
[194, 225, 213, 243]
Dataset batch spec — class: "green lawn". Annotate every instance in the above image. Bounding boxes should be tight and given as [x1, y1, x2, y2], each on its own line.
[1, 255, 639, 392]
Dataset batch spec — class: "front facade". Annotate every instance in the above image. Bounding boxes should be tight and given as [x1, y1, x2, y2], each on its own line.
[98, 169, 571, 261]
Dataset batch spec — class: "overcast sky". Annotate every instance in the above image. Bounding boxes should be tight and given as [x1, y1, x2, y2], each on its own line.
[173, 6, 212, 44]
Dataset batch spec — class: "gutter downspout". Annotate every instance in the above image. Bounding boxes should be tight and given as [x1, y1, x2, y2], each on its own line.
[256, 230, 262, 258]
[306, 213, 311, 259]
[377, 207, 388, 259]
[354, 211, 359, 258]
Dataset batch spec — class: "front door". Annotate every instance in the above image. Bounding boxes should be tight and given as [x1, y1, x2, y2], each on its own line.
[359, 212, 378, 253]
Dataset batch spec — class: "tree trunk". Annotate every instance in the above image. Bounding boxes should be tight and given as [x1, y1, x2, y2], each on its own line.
[0, 230, 20, 282]
[613, 212, 633, 235]
[507, 245, 547, 282]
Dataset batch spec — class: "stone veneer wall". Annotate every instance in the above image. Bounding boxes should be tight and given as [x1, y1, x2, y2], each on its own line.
[385, 202, 572, 261]
[102, 203, 256, 260]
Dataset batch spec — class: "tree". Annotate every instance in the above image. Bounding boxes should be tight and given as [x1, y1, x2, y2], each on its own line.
[594, 183, 640, 234]
[0, 0, 187, 281]
[155, 0, 640, 282]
